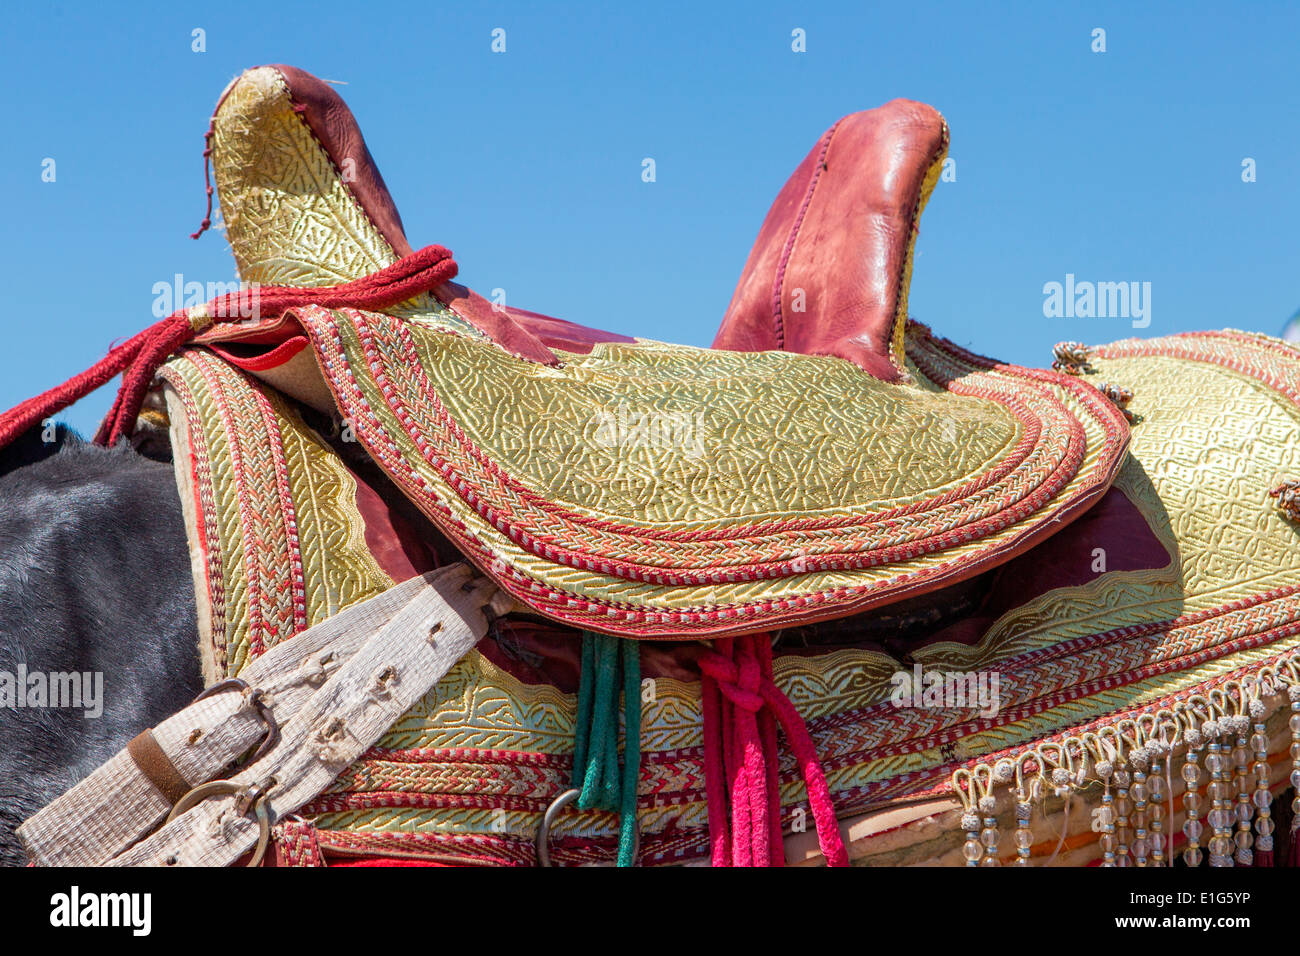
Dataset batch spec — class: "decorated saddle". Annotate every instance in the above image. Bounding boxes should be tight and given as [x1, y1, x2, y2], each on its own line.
[14, 65, 1300, 867]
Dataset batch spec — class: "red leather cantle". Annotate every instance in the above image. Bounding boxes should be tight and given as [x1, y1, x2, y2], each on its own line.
[713, 101, 948, 381]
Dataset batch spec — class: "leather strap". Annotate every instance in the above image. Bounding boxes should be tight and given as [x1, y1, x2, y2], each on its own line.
[20, 566, 504, 867]
[126, 729, 192, 805]
[108, 568, 494, 867]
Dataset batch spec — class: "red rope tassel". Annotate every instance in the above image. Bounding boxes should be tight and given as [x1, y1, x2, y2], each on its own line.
[190, 124, 217, 240]
[699, 634, 848, 867]
[0, 245, 458, 451]
[0, 326, 153, 450]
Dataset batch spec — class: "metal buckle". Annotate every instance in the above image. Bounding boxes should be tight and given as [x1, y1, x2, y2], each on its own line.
[535, 788, 640, 867]
[192, 678, 280, 764]
[166, 777, 275, 867]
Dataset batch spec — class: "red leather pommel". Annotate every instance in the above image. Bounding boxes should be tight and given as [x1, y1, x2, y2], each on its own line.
[713, 101, 949, 381]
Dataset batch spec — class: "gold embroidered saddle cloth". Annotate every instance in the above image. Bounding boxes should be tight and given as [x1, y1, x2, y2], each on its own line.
[150, 67, 1300, 865]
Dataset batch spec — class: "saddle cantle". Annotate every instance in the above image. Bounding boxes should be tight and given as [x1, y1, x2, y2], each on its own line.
[184, 64, 1130, 639]
[713, 99, 946, 381]
[14, 64, 1300, 869]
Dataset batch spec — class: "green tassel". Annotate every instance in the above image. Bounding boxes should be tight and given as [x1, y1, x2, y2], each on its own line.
[617, 637, 641, 867]
[571, 632, 642, 865]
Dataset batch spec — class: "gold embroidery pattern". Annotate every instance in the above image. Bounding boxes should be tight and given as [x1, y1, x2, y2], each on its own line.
[164, 295, 1300, 864]
[210, 65, 478, 340]
[271, 390, 394, 627]
[302, 332, 1300, 863]
[162, 349, 392, 675]
[294, 306, 1125, 634]
[161, 351, 300, 674]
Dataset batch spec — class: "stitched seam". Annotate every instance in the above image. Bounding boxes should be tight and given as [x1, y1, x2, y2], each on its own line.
[273, 68, 401, 265]
[888, 122, 950, 375]
[771, 121, 841, 351]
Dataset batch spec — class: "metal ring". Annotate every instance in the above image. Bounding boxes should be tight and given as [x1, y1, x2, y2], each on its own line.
[234, 776, 276, 816]
[167, 779, 242, 822]
[190, 679, 280, 765]
[191, 677, 250, 704]
[244, 691, 280, 763]
[246, 796, 272, 868]
[535, 788, 640, 867]
[165, 779, 273, 867]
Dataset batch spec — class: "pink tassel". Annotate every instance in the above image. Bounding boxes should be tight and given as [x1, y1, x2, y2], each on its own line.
[699, 634, 847, 866]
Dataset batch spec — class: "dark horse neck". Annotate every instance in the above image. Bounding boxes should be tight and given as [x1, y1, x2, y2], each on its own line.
[0, 427, 202, 866]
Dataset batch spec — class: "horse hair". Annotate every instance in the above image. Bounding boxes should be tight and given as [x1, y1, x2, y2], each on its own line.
[0, 426, 202, 866]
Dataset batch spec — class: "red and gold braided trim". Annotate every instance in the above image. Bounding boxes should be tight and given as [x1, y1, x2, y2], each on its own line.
[292, 305, 1129, 637]
[161, 349, 310, 673]
[1094, 329, 1300, 403]
[296, 569, 1300, 866]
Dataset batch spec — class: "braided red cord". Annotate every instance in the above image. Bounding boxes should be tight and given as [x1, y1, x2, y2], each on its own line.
[190, 123, 216, 240]
[93, 313, 195, 446]
[0, 245, 458, 450]
[758, 669, 849, 866]
[699, 634, 848, 867]
[702, 637, 769, 865]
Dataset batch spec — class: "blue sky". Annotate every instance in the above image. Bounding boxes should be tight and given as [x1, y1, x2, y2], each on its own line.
[2, 1, 1297, 437]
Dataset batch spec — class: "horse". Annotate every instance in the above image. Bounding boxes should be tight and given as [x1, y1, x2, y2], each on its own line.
[0, 426, 201, 865]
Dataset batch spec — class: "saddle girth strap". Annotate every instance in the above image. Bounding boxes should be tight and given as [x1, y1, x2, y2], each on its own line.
[18, 566, 493, 867]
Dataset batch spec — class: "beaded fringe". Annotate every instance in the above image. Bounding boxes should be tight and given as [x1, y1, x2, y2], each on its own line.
[952, 664, 1300, 866]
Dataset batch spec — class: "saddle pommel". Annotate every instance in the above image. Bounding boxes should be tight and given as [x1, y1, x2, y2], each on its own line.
[713, 101, 949, 382]
[205, 64, 557, 365]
